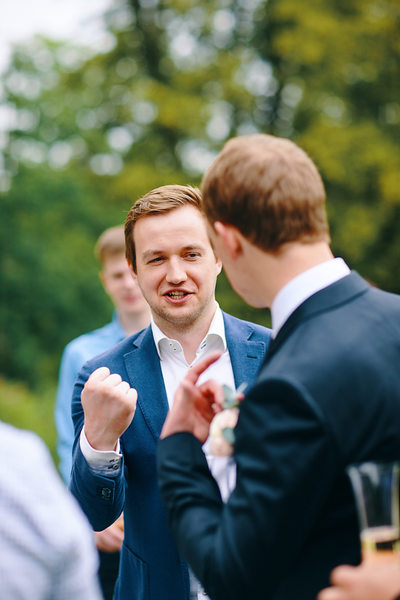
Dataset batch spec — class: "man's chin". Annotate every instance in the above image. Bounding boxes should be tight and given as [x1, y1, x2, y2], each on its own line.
[155, 306, 200, 329]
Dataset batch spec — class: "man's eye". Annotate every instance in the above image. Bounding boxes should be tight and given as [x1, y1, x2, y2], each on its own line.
[149, 257, 164, 264]
[186, 252, 199, 259]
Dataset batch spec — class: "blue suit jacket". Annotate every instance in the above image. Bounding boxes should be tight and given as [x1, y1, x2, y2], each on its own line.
[158, 273, 400, 600]
[70, 312, 270, 600]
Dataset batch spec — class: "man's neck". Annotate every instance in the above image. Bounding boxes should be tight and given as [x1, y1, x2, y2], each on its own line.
[248, 241, 334, 308]
[154, 303, 218, 365]
[118, 309, 151, 336]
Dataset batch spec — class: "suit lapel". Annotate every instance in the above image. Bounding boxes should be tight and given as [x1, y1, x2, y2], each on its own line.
[122, 315, 270, 439]
[267, 271, 370, 360]
[123, 327, 169, 441]
[224, 313, 269, 389]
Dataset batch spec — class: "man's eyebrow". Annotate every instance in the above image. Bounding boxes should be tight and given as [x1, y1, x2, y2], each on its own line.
[142, 249, 162, 261]
[141, 245, 205, 261]
[181, 245, 205, 252]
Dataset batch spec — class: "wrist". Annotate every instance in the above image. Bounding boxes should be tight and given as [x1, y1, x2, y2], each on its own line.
[84, 426, 118, 451]
[160, 414, 193, 439]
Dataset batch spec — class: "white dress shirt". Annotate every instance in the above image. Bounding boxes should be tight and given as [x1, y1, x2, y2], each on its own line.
[271, 258, 351, 338]
[81, 304, 237, 495]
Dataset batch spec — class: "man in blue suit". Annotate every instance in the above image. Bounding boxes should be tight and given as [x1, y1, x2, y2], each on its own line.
[157, 135, 400, 600]
[70, 184, 271, 600]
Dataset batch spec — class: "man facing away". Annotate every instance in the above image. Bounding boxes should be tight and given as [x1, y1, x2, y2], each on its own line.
[54, 225, 150, 599]
[157, 134, 400, 600]
[69, 185, 271, 600]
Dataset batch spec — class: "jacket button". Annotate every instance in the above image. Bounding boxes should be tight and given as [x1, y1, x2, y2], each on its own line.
[101, 487, 112, 500]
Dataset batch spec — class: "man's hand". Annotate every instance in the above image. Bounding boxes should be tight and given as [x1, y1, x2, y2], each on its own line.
[161, 351, 224, 442]
[318, 562, 400, 600]
[94, 520, 124, 553]
[82, 367, 137, 450]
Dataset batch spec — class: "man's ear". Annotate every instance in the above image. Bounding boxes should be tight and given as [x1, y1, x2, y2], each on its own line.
[214, 221, 243, 259]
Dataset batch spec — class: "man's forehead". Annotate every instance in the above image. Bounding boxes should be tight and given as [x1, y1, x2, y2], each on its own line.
[134, 207, 209, 239]
[102, 253, 129, 271]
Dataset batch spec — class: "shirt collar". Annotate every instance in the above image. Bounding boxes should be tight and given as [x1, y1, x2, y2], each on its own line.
[150, 303, 226, 359]
[271, 258, 351, 338]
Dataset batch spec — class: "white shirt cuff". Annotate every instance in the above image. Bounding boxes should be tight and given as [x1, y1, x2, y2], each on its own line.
[80, 428, 122, 475]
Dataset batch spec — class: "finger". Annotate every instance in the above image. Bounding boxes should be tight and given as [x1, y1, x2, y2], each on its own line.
[94, 530, 122, 552]
[317, 587, 344, 600]
[88, 366, 111, 382]
[185, 351, 223, 385]
[330, 565, 356, 586]
[106, 373, 123, 386]
[197, 380, 225, 409]
[126, 388, 138, 404]
[116, 380, 132, 394]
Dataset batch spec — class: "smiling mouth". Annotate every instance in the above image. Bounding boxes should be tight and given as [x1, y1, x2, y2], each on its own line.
[165, 291, 190, 299]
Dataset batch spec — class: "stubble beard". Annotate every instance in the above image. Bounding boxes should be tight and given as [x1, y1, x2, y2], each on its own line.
[150, 293, 216, 335]
[151, 304, 204, 333]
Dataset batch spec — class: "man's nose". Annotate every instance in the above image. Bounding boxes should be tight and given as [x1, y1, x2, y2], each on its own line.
[166, 258, 187, 284]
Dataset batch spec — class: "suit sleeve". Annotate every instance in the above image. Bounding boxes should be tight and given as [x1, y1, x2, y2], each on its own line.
[69, 360, 126, 531]
[157, 377, 338, 600]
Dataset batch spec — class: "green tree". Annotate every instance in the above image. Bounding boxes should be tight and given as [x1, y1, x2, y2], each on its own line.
[0, 165, 116, 386]
[254, 0, 400, 289]
[1, 0, 399, 390]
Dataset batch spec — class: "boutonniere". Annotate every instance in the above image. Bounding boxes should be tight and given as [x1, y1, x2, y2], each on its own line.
[209, 383, 246, 456]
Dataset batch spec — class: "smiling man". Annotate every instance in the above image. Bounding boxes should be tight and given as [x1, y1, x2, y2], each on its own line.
[69, 185, 271, 600]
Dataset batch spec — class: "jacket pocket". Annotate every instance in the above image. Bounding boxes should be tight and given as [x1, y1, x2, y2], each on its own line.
[118, 543, 150, 599]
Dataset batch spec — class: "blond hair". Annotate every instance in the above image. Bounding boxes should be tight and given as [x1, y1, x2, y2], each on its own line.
[95, 226, 126, 265]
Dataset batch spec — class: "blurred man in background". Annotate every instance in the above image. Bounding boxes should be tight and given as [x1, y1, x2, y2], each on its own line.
[54, 225, 150, 599]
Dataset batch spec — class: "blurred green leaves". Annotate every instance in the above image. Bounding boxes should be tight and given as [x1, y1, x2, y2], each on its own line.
[0, 0, 399, 400]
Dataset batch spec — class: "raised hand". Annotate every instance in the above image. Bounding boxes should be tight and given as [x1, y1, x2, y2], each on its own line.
[82, 367, 138, 451]
[160, 351, 224, 442]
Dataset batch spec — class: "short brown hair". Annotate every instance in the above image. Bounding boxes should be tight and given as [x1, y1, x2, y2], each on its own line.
[201, 134, 330, 252]
[95, 225, 125, 265]
[125, 184, 202, 271]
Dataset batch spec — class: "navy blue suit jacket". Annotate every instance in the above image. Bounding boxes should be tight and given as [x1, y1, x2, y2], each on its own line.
[70, 312, 270, 600]
[158, 273, 400, 600]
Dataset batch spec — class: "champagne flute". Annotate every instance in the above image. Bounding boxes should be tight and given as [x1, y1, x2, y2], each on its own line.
[347, 461, 400, 564]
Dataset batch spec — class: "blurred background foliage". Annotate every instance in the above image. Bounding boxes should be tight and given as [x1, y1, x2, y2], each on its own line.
[0, 0, 399, 458]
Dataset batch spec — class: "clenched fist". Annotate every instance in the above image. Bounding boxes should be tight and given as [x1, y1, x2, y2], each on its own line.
[82, 367, 138, 451]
